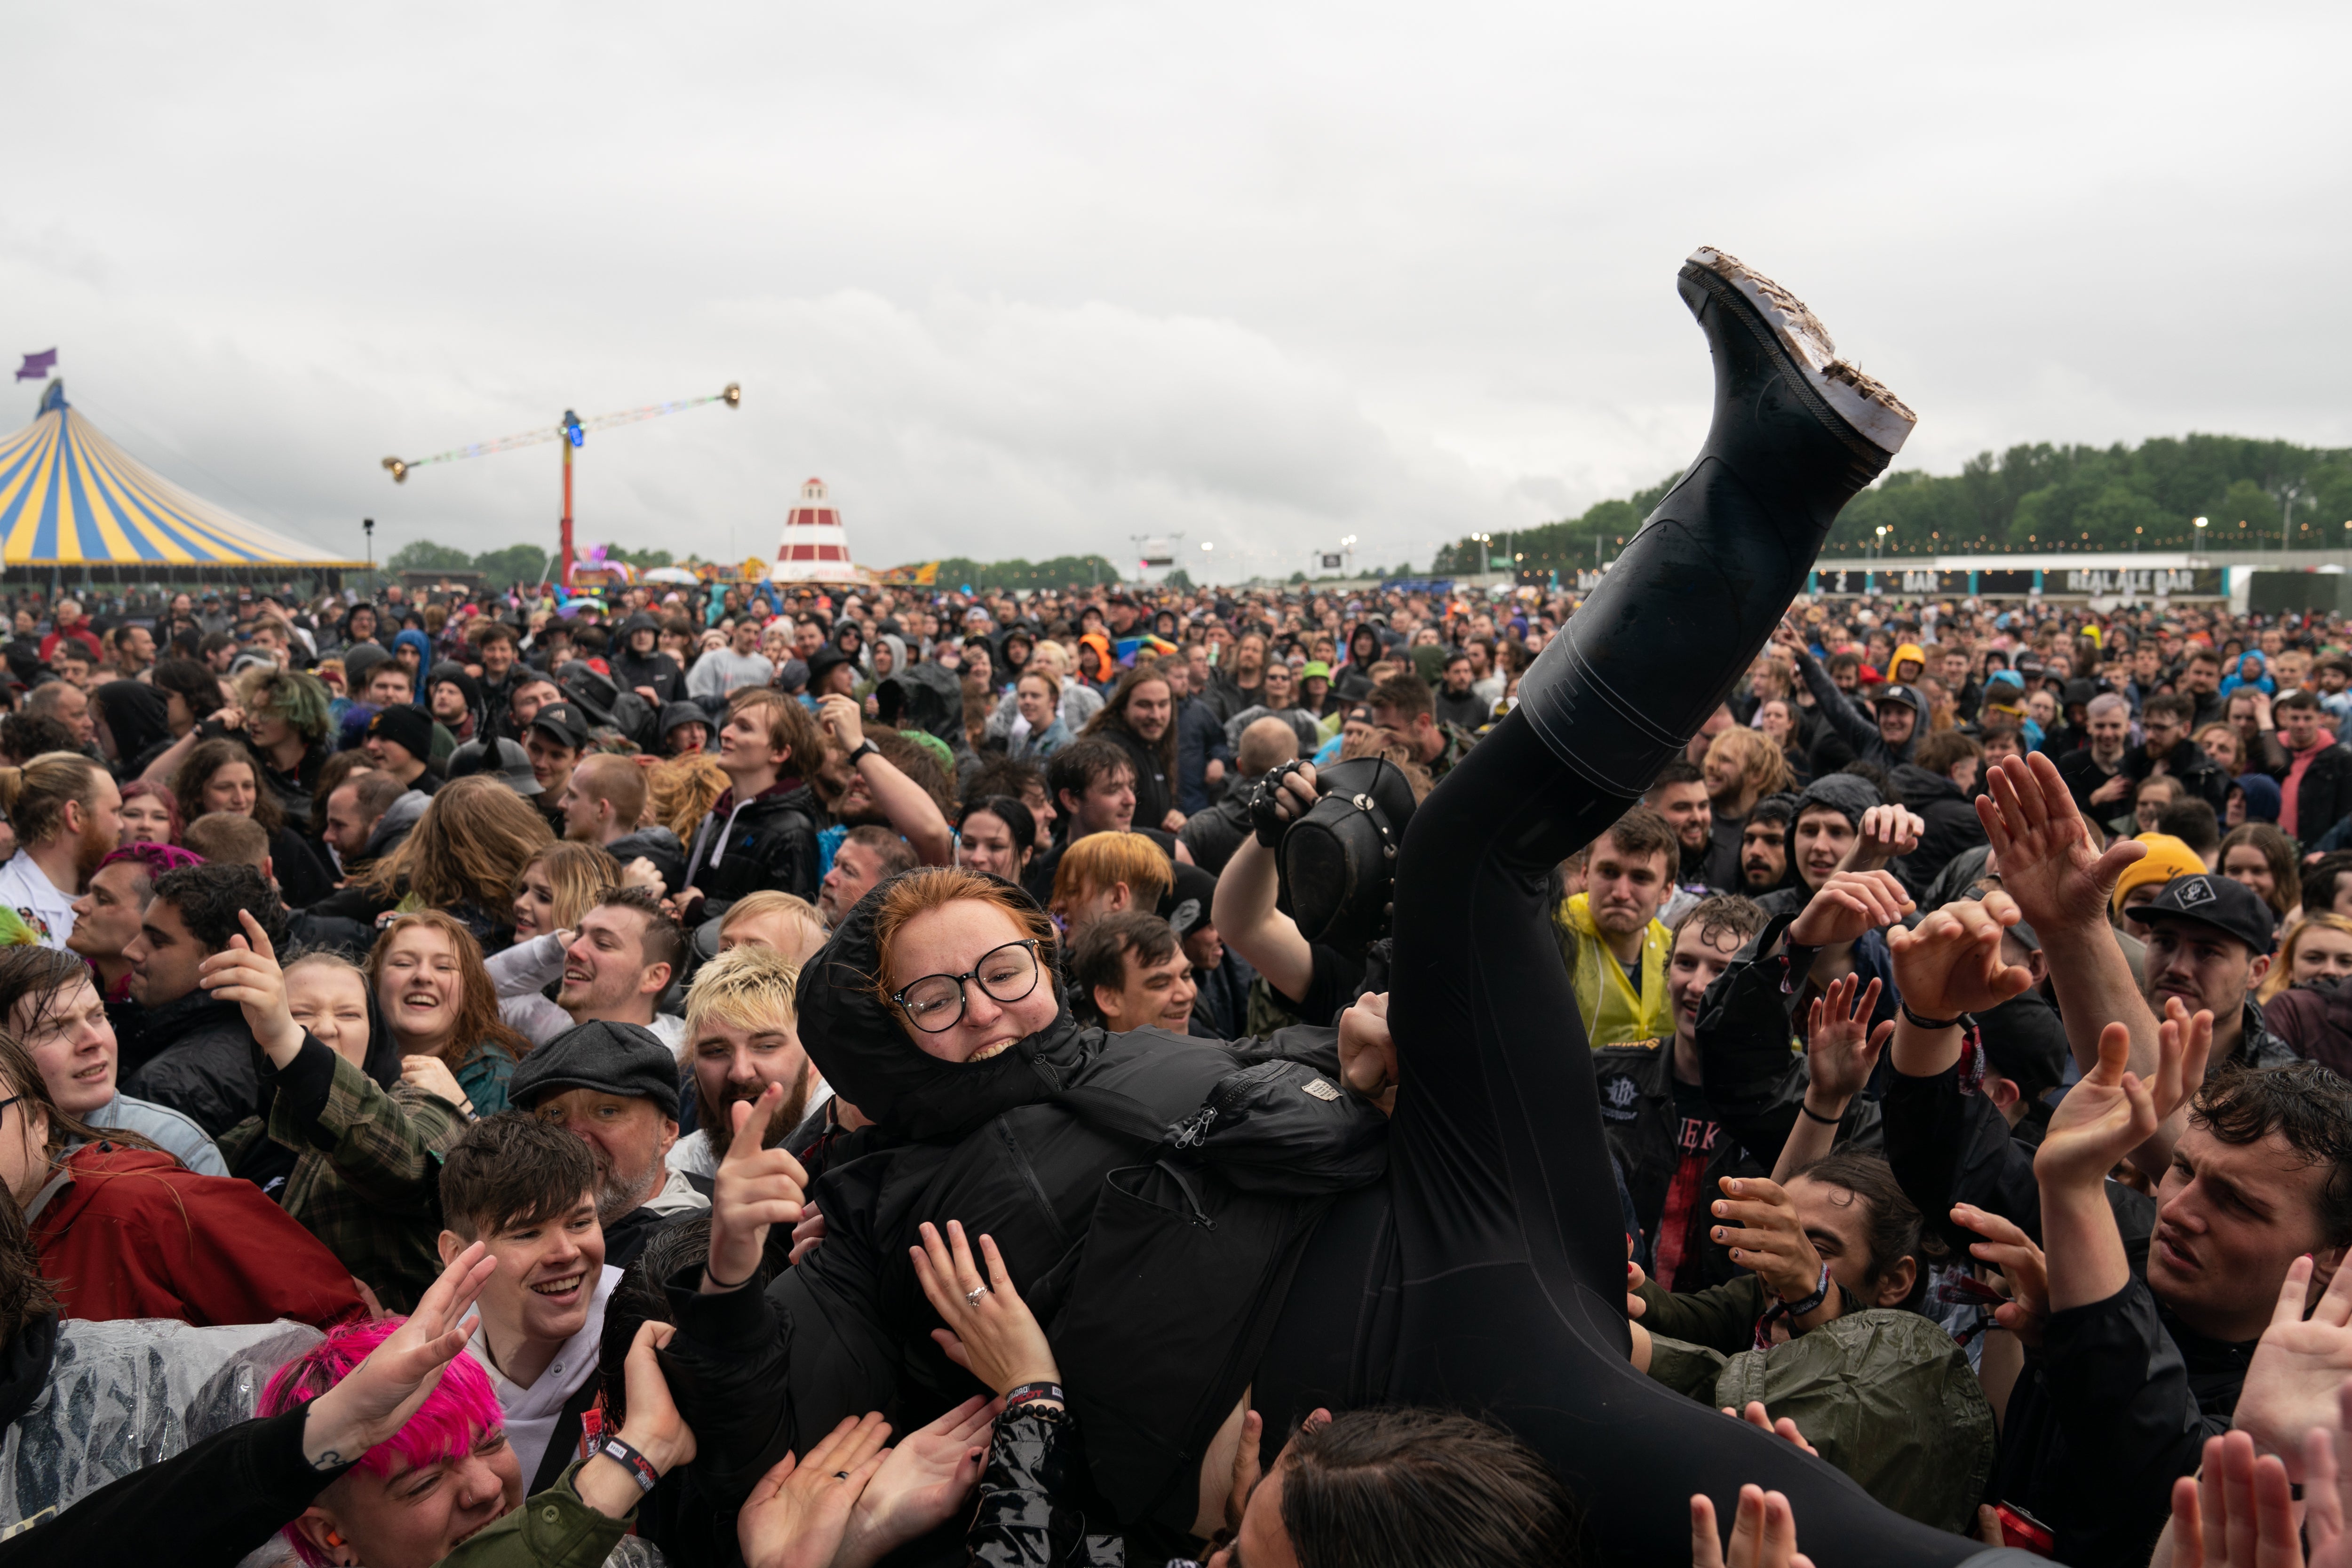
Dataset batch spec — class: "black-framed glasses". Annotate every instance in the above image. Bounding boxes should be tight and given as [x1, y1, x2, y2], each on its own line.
[0, 1094, 21, 1125]
[890, 940, 1043, 1034]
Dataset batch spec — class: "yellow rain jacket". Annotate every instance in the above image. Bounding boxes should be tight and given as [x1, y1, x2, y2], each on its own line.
[1555, 892, 1674, 1048]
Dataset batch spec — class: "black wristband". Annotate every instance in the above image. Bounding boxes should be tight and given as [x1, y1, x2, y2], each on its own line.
[1798, 1101, 1842, 1126]
[1004, 1380, 1066, 1410]
[705, 1259, 759, 1292]
[1900, 1002, 1962, 1031]
[596, 1435, 660, 1495]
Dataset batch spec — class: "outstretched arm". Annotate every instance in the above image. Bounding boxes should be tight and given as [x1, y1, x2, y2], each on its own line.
[819, 696, 953, 865]
[1773, 620, 1875, 755]
[1211, 764, 1319, 1003]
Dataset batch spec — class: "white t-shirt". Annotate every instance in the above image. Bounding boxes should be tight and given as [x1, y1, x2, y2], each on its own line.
[0, 852, 79, 949]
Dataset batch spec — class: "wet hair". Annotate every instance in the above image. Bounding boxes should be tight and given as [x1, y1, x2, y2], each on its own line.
[438, 1110, 596, 1242]
[0, 713, 75, 768]
[0, 943, 102, 1045]
[959, 796, 1037, 862]
[1070, 911, 1181, 1022]
[518, 840, 622, 931]
[2191, 1061, 2352, 1247]
[591, 885, 687, 980]
[173, 736, 284, 833]
[360, 774, 554, 910]
[1792, 1148, 1924, 1296]
[1671, 893, 1766, 952]
[1642, 759, 1706, 801]
[1595, 805, 1678, 872]
[1913, 728, 1982, 777]
[1279, 1406, 1579, 1568]
[1079, 661, 1179, 779]
[961, 755, 1046, 814]
[150, 658, 223, 722]
[151, 862, 289, 953]
[1046, 737, 1135, 815]
[366, 910, 530, 1073]
[0, 752, 109, 848]
[1367, 671, 1434, 723]
[842, 824, 919, 886]
[726, 688, 828, 780]
[261, 1318, 504, 1565]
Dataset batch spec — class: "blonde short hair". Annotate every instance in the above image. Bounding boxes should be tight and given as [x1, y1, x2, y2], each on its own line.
[1051, 831, 1174, 912]
[721, 890, 825, 945]
[683, 943, 802, 1039]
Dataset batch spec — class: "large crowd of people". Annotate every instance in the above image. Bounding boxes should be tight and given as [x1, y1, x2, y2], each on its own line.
[11, 250, 2352, 1568]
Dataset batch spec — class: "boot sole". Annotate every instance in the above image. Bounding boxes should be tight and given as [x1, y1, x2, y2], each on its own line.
[1685, 246, 1917, 456]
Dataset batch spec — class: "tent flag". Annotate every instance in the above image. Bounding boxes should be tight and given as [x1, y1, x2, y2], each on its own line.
[0, 382, 363, 570]
[13, 350, 55, 383]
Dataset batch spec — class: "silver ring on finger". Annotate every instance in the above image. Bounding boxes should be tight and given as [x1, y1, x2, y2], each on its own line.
[965, 1284, 991, 1307]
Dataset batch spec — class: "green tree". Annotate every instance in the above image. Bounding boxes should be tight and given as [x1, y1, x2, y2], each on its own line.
[1162, 568, 1195, 591]
[605, 545, 674, 571]
[472, 543, 550, 589]
[388, 539, 473, 573]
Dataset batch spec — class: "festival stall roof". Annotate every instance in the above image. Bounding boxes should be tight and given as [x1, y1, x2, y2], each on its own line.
[0, 382, 366, 582]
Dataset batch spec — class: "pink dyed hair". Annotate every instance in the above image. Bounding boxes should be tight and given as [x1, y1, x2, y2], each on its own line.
[260, 1316, 504, 1566]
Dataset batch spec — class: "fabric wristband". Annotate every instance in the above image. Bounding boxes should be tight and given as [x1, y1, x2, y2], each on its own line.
[1899, 1002, 1962, 1031]
[1004, 1381, 1066, 1411]
[1753, 1262, 1836, 1351]
[596, 1436, 659, 1495]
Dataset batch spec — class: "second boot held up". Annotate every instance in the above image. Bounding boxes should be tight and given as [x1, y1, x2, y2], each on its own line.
[1516, 246, 1917, 796]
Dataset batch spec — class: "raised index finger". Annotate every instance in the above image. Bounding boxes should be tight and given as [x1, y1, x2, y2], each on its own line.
[724, 1082, 786, 1163]
[238, 908, 278, 965]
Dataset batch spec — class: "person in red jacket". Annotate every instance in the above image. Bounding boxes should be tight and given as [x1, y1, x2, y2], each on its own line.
[35, 597, 104, 668]
[0, 1032, 364, 1328]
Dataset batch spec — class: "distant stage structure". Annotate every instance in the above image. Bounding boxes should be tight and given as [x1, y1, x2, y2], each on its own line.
[769, 477, 873, 585]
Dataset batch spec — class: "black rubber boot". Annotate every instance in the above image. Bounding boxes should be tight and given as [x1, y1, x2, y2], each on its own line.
[1515, 246, 1915, 796]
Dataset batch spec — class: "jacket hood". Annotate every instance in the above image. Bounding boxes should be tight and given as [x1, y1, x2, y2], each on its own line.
[658, 700, 710, 738]
[2234, 772, 2283, 824]
[362, 789, 432, 860]
[1793, 771, 1883, 831]
[873, 633, 909, 679]
[391, 629, 433, 669]
[875, 661, 967, 754]
[795, 869, 1090, 1143]
[91, 680, 172, 768]
[619, 611, 663, 642]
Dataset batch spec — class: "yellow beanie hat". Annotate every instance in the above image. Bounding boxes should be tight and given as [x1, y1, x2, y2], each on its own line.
[2111, 833, 2209, 915]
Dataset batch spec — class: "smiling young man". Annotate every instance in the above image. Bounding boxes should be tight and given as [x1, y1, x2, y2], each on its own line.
[1554, 808, 1677, 1048]
[2270, 687, 2352, 844]
[509, 1017, 704, 1272]
[666, 943, 825, 1184]
[1071, 910, 1199, 1035]
[116, 862, 289, 1138]
[0, 750, 121, 949]
[437, 1113, 622, 1492]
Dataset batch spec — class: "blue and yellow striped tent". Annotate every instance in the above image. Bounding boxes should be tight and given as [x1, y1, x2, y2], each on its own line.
[0, 382, 363, 580]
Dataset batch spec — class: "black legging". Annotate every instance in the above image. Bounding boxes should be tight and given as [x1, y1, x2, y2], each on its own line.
[1367, 257, 2019, 1566]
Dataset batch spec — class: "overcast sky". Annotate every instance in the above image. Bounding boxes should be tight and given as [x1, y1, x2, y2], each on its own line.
[7, 2, 2346, 583]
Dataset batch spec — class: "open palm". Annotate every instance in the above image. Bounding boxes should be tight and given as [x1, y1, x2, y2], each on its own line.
[1975, 752, 2144, 935]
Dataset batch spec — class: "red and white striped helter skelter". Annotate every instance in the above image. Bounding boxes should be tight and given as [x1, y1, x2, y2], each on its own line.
[769, 477, 869, 584]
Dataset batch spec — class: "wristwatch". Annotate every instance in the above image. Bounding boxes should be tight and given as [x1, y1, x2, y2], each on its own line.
[848, 739, 881, 765]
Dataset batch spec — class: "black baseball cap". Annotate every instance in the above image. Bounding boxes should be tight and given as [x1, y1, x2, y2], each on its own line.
[1874, 684, 1923, 714]
[529, 700, 588, 750]
[2133, 873, 2277, 955]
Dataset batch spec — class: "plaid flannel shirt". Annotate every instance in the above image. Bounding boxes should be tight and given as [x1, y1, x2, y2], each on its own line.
[221, 1042, 470, 1313]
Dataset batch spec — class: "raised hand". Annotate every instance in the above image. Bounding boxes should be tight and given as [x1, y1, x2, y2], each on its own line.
[908, 1220, 1060, 1395]
[704, 1081, 808, 1295]
[1951, 1204, 2049, 1349]
[399, 1055, 472, 1114]
[837, 1396, 995, 1568]
[737, 1414, 892, 1568]
[1841, 805, 1924, 873]
[1975, 752, 2145, 939]
[2169, 1431, 2302, 1568]
[302, 1241, 496, 1470]
[1884, 892, 2035, 1021]
[2233, 1257, 2352, 1484]
[2034, 1022, 2161, 1193]
[2304, 1376, 2352, 1568]
[817, 692, 866, 750]
[1692, 1485, 1814, 1568]
[1786, 869, 1913, 950]
[199, 909, 302, 1066]
[616, 1321, 696, 1475]
[1710, 1177, 1828, 1316]
[2148, 997, 2217, 1126]
[1804, 973, 1891, 1108]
